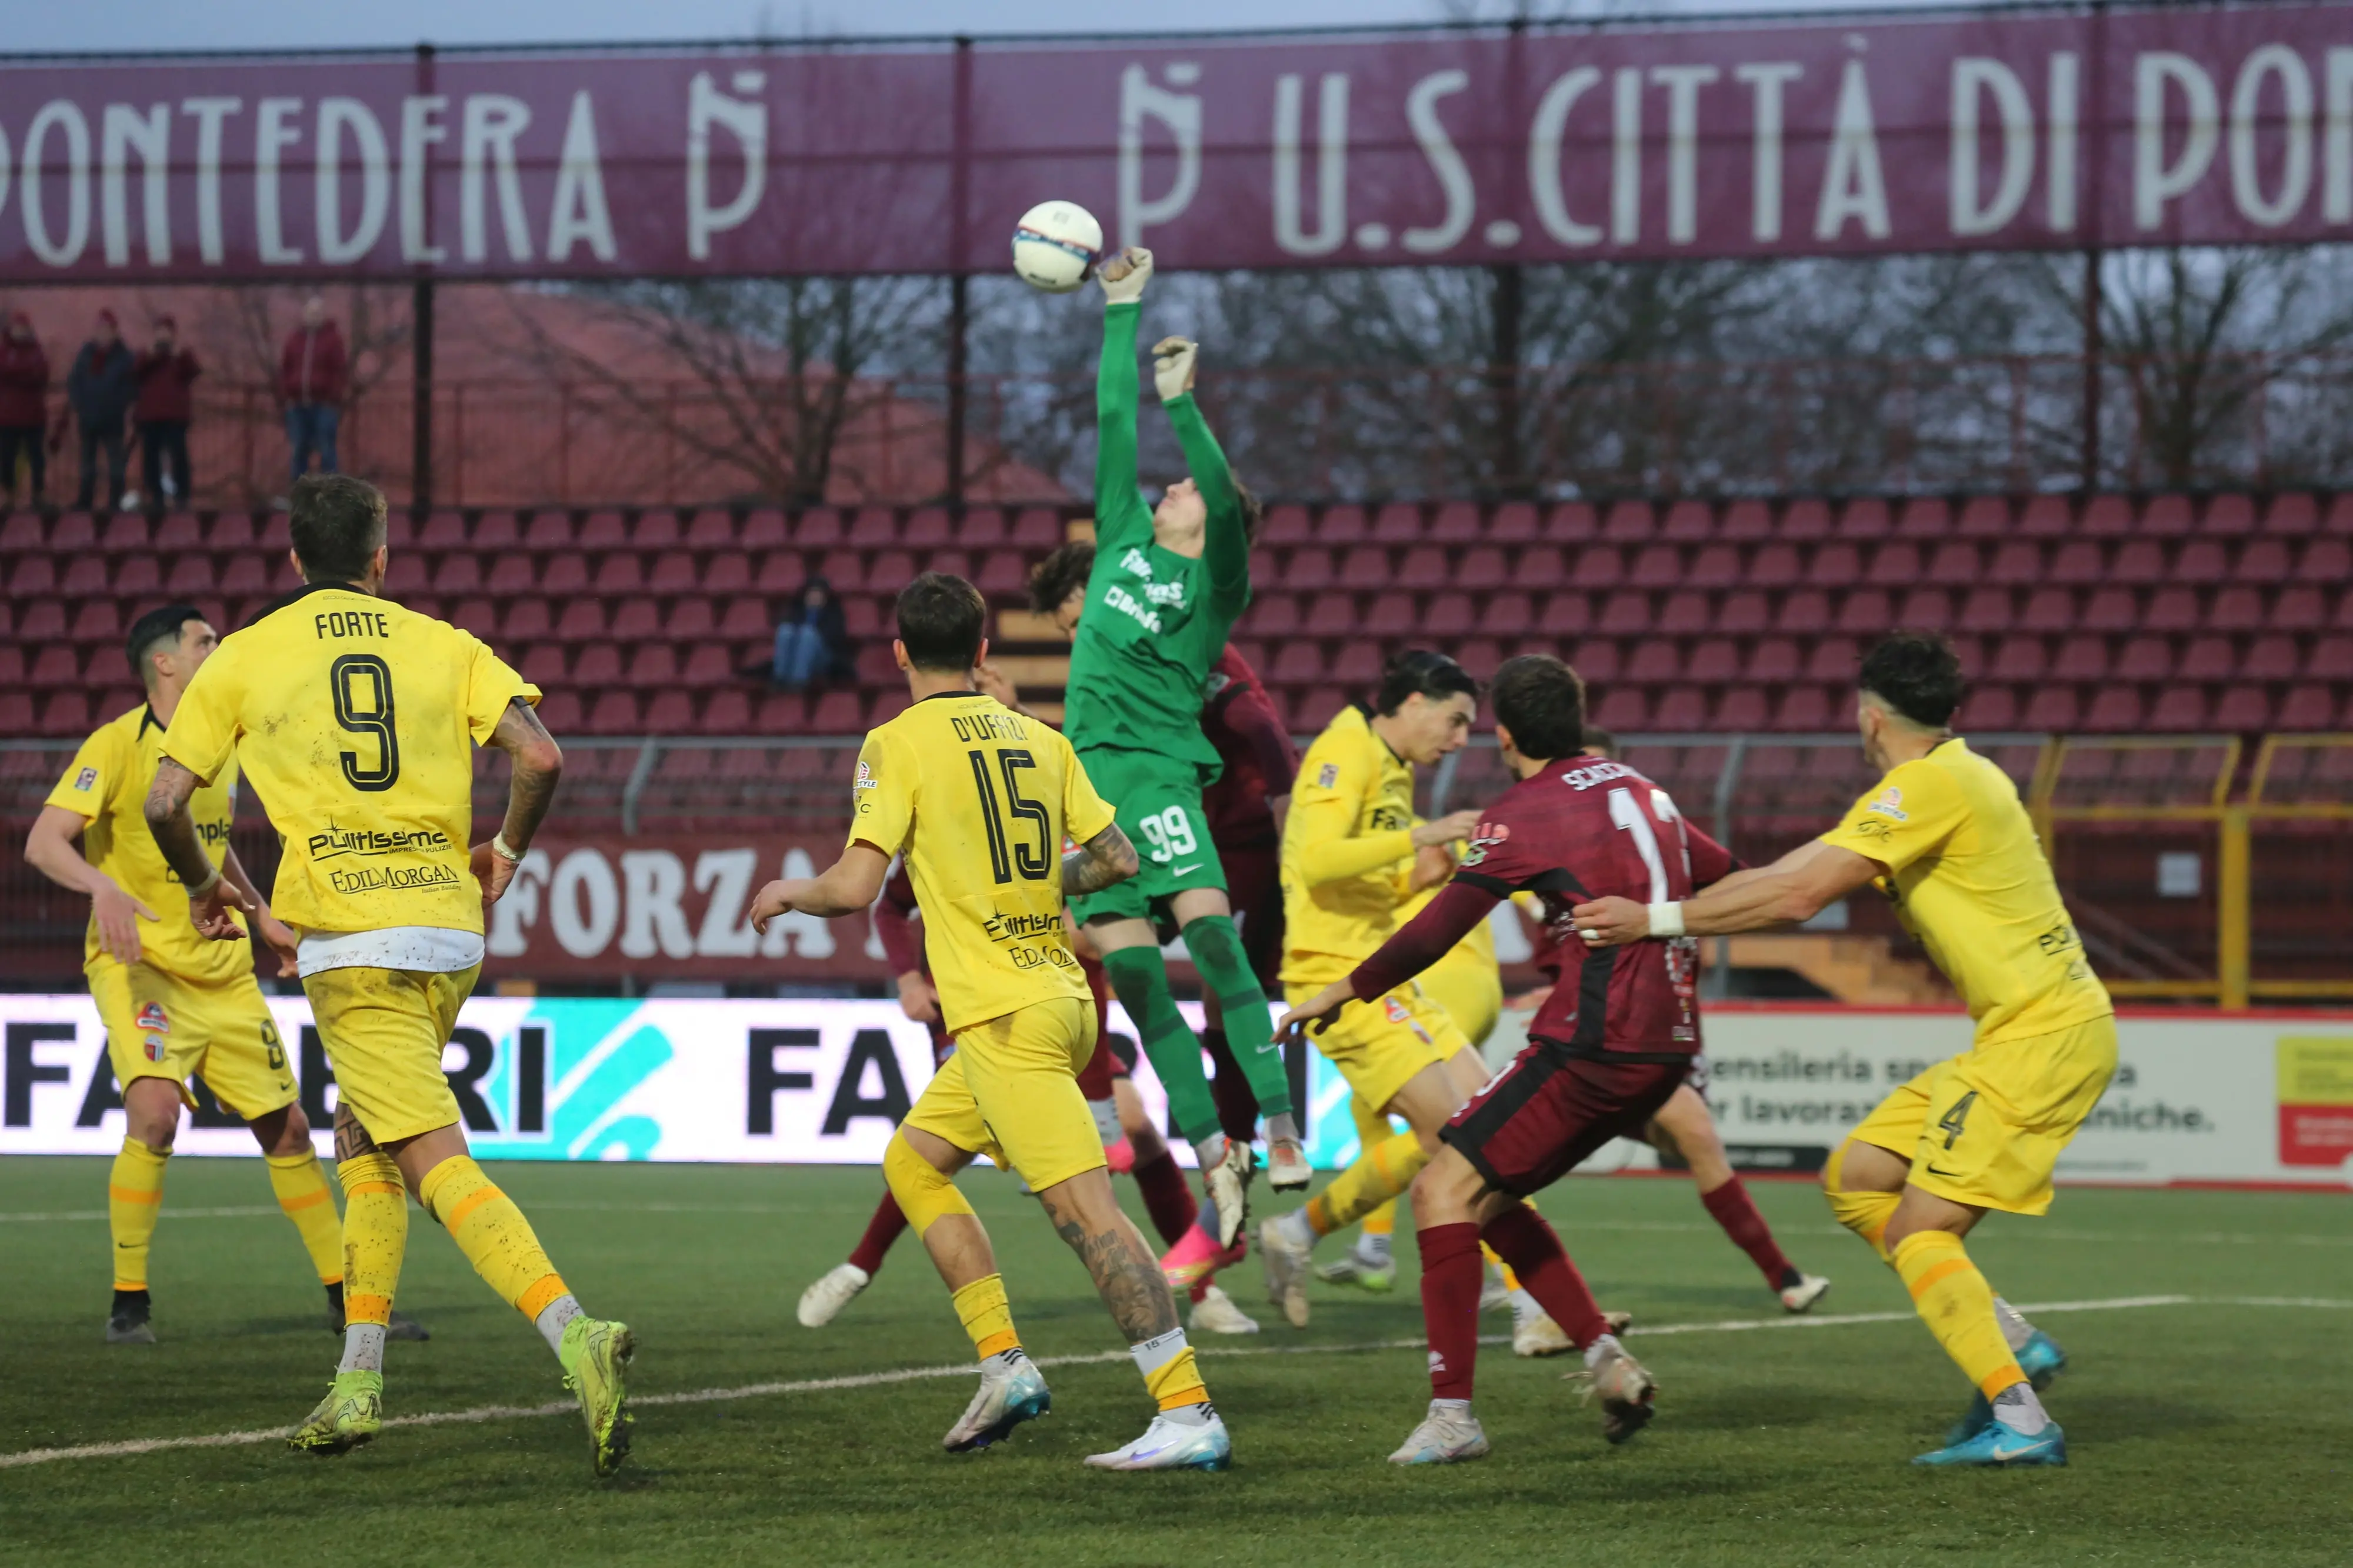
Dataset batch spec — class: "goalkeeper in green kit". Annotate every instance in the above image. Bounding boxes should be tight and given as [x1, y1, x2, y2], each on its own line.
[1064, 246, 1306, 1249]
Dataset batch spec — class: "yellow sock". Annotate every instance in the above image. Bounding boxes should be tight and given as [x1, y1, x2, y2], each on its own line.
[336, 1152, 409, 1326]
[1823, 1142, 1901, 1262]
[1304, 1131, 1430, 1237]
[1892, 1231, 2027, 1399]
[418, 1156, 571, 1323]
[107, 1138, 169, 1291]
[1131, 1326, 1208, 1410]
[266, 1150, 345, 1285]
[952, 1273, 1021, 1361]
[1363, 1205, 1396, 1237]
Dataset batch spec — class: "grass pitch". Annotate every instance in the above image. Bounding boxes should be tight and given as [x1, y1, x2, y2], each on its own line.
[3, 1156, 2349, 1567]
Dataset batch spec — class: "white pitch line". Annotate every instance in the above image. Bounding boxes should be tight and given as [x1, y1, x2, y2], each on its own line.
[6, 1293, 2347, 1472]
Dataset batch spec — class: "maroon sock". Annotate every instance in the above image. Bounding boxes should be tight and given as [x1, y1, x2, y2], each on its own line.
[1480, 1205, 1607, 1349]
[1417, 1222, 1485, 1401]
[1201, 1029, 1264, 1145]
[1699, 1175, 1797, 1289]
[1132, 1147, 1200, 1246]
[846, 1190, 911, 1276]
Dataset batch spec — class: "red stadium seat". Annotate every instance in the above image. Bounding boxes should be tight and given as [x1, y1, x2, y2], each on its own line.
[701, 688, 752, 733]
[381, 555, 429, 599]
[1812, 542, 1863, 586]
[959, 508, 1008, 547]
[165, 554, 216, 596]
[1569, 639, 1622, 683]
[556, 600, 610, 643]
[2241, 635, 2299, 680]
[1319, 505, 1369, 544]
[2142, 588, 2201, 632]
[1719, 500, 1773, 541]
[635, 510, 682, 548]
[1538, 592, 1593, 636]
[486, 552, 536, 594]
[1598, 592, 1651, 636]
[1485, 592, 1535, 636]
[534, 689, 584, 734]
[2168, 538, 2225, 582]
[1269, 642, 1325, 687]
[627, 645, 681, 690]
[1748, 542, 1801, 588]
[1685, 637, 1739, 683]
[2210, 685, 2269, 731]
[1894, 588, 1952, 629]
[99, 512, 149, 552]
[39, 690, 92, 735]
[2302, 536, 2352, 581]
[451, 598, 499, 642]
[1835, 499, 1890, 539]
[2177, 635, 2235, 682]
[1748, 637, 1801, 682]
[1657, 591, 1709, 635]
[1329, 642, 1382, 688]
[717, 596, 770, 640]
[15, 599, 65, 642]
[1687, 543, 1741, 589]
[2276, 685, 2338, 729]
[2307, 637, 2353, 680]
[1774, 588, 1832, 635]
[592, 554, 648, 595]
[1262, 505, 1314, 546]
[0, 511, 45, 551]
[2230, 538, 2292, 583]
[1837, 589, 1894, 635]
[1714, 687, 1770, 730]
[2084, 688, 2145, 730]
[1626, 642, 1681, 685]
[974, 551, 1028, 596]
[1662, 501, 1714, 541]
[868, 550, 918, 596]
[901, 507, 952, 547]
[1592, 688, 1648, 732]
[2078, 496, 2134, 536]
[1338, 546, 1390, 590]
[29, 646, 82, 687]
[1921, 541, 1978, 586]
[1805, 636, 1859, 683]
[755, 552, 806, 595]
[1629, 544, 1681, 589]
[49, 512, 98, 553]
[418, 511, 468, 549]
[1896, 498, 1951, 538]
[2139, 495, 2195, 536]
[1779, 499, 1832, 540]
[1429, 502, 1481, 543]
[684, 509, 736, 551]
[1962, 685, 2018, 730]
[1245, 595, 1302, 637]
[1603, 501, 1655, 542]
[1541, 503, 1597, 542]
[1770, 685, 1831, 730]
[1282, 548, 1335, 592]
[698, 551, 752, 595]
[1716, 590, 1769, 635]
[668, 598, 718, 640]
[541, 556, 591, 596]
[848, 507, 897, 547]
[1364, 590, 1417, 635]
[611, 598, 662, 640]
[794, 509, 845, 548]
[649, 551, 698, 593]
[2046, 540, 2104, 585]
[736, 509, 788, 549]
[1304, 595, 1358, 637]
[1864, 541, 1920, 586]
[578, 511, 629, 549]
[2144, 688, 2204, 730]
[1991, 635, 2049, 681]
[152, 512, 202, 550]
[809, 690, 863, 732]
[585, 690, 641, 734]
[1956, 496, 2012, 538]
[2079, 588, 2137, 632]
[1985, 540, 2042, 586]
[521, 645, 568, 688]
[1451, 546, 1505, 590]
[1651, 687, 1707, 729]
[2114, 636, 2173, 681]
[1012, 509, 1065, 548]
[2202, 495, 2257, 535]
[70, 599, 123, 645]
[2261, 493, 2318, 534]
[1296, 688, 1351, 730]
[2021, 686, 2079, 730]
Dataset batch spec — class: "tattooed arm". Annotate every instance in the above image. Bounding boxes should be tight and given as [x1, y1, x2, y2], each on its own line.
[1062, 821, 1139, 898]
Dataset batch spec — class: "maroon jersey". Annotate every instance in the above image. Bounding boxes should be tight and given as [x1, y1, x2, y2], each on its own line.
[1349, 758, 1736, 1056]
[1199, 646, 1297, 849]
[871, 863, 925, 977]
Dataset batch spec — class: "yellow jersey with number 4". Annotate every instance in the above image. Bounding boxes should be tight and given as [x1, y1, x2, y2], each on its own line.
[1819, 738, 2111, 1046]
[162, 583, 538, 938]
[46, 705, 248, 983]
[849, 692, 1117, 1035]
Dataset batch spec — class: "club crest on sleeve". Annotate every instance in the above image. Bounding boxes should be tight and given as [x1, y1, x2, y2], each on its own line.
[1866, 786, 1908, 822]
[854, 760, 878, 790]
[74, 768, 98, 791]
[1317, 763, 1339, 789]
[1459, 822, 1509, 868]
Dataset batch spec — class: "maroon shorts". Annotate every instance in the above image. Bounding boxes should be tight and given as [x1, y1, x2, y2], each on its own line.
[1218, 841, 1284, 992]
[1441, 1041, 1690, 1198]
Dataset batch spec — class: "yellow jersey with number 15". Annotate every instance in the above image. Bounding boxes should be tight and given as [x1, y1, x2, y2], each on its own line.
[162, 583, 538, 938]
[849, 692, 1116, 1035]
[1819, 738, 2111, 1047]
[45, 705, 248, 984]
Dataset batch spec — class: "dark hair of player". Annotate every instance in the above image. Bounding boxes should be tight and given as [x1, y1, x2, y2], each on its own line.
[288, 473, 389, 583]
[1028, 542, 1095, 615]
[1489, 654, 1587, 761]
[1582, 724, 1619, 760]
[1859, 630, 1964, 729]
[1373, 648, 1478, 716]
[896, 571, 988, 672]
[1231, 475, 1266, 545]
[124, 603, 205, 689]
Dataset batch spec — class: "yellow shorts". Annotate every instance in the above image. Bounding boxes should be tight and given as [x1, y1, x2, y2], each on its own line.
[1417, 954, 1502, 1052]
[902, 996, 1104, 1192]
[1290, 975, 1467, 1117]
[302, 964, 481, 1145]
[1849, 1016, 2119, 1216]
[90, 960, 297, 1121]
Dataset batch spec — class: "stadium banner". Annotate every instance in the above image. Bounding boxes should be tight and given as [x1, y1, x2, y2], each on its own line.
[0, 6, 2347, 281]
[479, 835, 896, 983]
[0, 990, 1192, 1166]
[3, 994, 2349, 1189]
[1494, 1005, 2353, 1190]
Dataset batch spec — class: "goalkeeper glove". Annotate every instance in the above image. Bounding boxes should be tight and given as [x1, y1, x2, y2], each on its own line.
[1098, 246, 1154, 305]
[1152, 337, 1198, 402]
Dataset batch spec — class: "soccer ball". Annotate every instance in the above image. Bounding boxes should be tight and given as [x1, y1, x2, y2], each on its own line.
[1012, 201, 1102, 293]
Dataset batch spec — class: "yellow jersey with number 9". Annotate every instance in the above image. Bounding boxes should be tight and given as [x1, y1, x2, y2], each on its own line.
[46, 705, 248, 983]
[162, 583, 538, 938]
[1819, 738, 2111, 1046]
[848, 692, 1117, 1035]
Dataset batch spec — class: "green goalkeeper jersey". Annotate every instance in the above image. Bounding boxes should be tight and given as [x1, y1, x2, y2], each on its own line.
[1064, 301, 1252, 772]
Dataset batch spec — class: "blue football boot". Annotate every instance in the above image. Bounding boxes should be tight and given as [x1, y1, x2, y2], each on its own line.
[1914, 1416, 2067, 1467]
[1945, 1329, 2069, 1445]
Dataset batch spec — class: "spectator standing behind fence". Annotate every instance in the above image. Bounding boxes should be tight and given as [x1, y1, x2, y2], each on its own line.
[768, 578, 855, 688]
[133, 315, 199, 508]
[59, 310, 135, 512]
[280, 296, 346, 484]
[0, 313, 49, 505]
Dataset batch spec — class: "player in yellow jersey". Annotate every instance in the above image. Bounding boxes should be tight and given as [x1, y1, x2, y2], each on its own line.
[750, 572, 1231, 1472]
[24, 603, 404, 1347]
[1573, 633, 2114, 1467]
[144, 475, 634, 1475]
[1256, 651, 1489, 1328]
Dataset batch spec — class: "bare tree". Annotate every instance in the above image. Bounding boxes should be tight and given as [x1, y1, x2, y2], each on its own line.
[507, 279, 944, 505]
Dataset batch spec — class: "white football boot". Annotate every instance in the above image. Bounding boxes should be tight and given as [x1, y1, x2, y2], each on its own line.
[943, 1353, 1052, 1452]
[1512, 1310, 1574, 1359]
[1258, 1215, 1315, 1328]
[1203, 1138, 1256, 1249]
[796, 1263, 871, 1328]
[1266, 1137, 1312, 1192]
[1778, 1273, 1832, 1315]
[1084, 1407, 1232, 1471]
[1389, 1400, 1492, 1465]
[1189, 1284, 1261, 1335]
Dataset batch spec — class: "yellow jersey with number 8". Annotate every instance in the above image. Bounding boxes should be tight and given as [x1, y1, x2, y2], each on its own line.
[1819, 738, 2111, 1046]
[848, 692, 1116, 1035]
[162, 584, 538, 938]
[46, 705, 248, 983]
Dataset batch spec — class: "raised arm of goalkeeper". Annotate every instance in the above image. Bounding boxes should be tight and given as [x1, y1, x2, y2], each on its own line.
[1153, 333, 1252, 606]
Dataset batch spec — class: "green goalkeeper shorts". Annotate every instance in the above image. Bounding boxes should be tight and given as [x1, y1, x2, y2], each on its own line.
[1069, 744, 1228, 927]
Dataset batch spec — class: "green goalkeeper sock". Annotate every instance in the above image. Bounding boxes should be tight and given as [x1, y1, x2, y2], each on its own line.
[1101, 946, 1223, 1146]
[1182, 914, 1294, 1119]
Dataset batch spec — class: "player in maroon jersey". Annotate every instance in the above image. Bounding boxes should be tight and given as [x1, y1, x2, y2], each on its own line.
[1281, 655, 1725, 1464]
